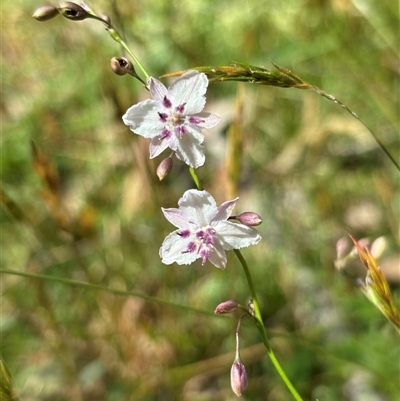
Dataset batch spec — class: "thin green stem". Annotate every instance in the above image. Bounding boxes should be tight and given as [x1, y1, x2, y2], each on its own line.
[189, 167, 203, 190]
[311, 86, 400, 172]
[106, 27, 149, 81]
[70, 8, 150, 82]
[0, 269, 212, 316]
[233, 250, 304, 401]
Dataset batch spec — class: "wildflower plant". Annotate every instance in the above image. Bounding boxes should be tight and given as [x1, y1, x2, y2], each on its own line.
[2, 2, 398, 400]
[30, 5, 306, 396]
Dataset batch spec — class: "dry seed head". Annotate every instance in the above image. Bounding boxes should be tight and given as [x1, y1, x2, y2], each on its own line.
[32, 5, 59, 21]
[57, 2, 90, 21]
[350, 235, 400, 332]
[110, 57, 128, 76]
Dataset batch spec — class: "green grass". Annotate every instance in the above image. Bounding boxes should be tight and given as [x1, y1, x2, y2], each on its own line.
[1, 1, 399, 400]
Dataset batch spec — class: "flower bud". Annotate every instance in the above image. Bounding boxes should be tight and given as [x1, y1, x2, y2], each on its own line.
[236, 212, 262, 227]
[230, 359, 247, 397]
[57, 2, 90, 21]
[110, 57, 135, 76]
[214, 299, 238, 314]
[156, 156, 173, 181]
[32, 5, 59, 21]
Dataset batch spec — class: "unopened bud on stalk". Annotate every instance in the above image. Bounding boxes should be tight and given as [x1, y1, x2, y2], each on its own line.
[110, 57, 135, 76]
[214, 299, 238, 314]
[156, 156, 173, 181]
[32, 5, 59, 21]
[230, 359, 247, 397]
[57, 2, 90, 21]
[236, 212, 262, 226]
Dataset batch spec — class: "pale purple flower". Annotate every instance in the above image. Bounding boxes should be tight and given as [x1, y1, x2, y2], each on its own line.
[122, 70, 221, 168]
[160, 190, 261, 269]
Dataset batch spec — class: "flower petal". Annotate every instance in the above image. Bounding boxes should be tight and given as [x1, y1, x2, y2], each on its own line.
[184, 125, 206, 144]
[160, 231, 198, 265]
[189, 112, 221, 129]
[211, 198, 238, 223]
[168, 71, 208, 115]
[178, 190, 217, 226]
[122, 99, 164, 138]
[174, 132, 205, 168]
[161, 207, 191, 229]
[149, 77, 168, 102]
[215, 221, 261, 250]
[149, 136, 171, 158]
[208, 241, 228, 269]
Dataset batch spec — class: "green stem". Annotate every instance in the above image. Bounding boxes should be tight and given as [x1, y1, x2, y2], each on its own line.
[0, 269, 211, 316]
[107, 27, 149, 81]
[311, 86, 400, 172]
[189, 167, 203, 190]
[234, 250, 304, 401]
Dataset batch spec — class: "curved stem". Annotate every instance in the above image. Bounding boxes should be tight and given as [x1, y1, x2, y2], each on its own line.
[234, 249, 304, 401]
[311, 85, 400, 172]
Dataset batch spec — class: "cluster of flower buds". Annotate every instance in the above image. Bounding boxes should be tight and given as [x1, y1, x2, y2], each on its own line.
[33, 2, 87, 22]
[215, 300, 250, 397]
[33, 2, 111, 26]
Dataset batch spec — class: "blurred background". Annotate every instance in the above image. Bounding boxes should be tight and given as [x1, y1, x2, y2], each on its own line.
[1, 0, 399, 400]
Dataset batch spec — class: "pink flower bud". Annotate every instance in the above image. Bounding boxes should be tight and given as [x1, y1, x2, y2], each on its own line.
[214, 299, 238, 314]
[236, 212, 262, 227]
[230, 359, 247, 397]
[156, 157, 173, 181]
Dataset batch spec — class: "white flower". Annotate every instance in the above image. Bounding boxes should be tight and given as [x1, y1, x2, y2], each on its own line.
[160, 190, 261, 269]
[122, 70, 221, 168]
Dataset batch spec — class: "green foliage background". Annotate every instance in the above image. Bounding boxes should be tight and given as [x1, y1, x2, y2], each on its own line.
[2, 0, 399, 400]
